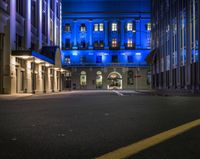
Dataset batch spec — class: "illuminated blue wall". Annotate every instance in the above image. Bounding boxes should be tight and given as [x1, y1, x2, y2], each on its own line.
[62, 0, 151, 67]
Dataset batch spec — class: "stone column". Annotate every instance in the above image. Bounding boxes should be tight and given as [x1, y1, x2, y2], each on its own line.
[89, 20, 93, 49]
[120, 20, 125, 49]
[73, 20, 78, 49]
[54, 0, 57, 45]
[37, 0, 42, 49]
[3, 0, 16, 94]
[25, 0, 31, 49]
[47, 0, 51, 45]
[0, 33, 4, 93]
[198, 0, 200, 89]
[25, 60, 32, 93]
[186, 0, 191, 89]
[104, 20, 109, 49]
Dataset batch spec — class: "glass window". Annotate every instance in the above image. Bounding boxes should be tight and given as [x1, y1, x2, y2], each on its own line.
[99, 23, 104, 31]
[127, 39, 133, 47]
[128, 56, 133, 63]
[80, 24, 86, 32]
[146, 23, 151, 31]
[96, 71, 103, 88]
[94, 24, 99, 31]
[80, 71, 87, 86]
[112, 23, 118, 31]
[65, 24, 71, 32]
[127, 70, 134, 85]
[112, 55, 118, 63]
[64, 55, 70, 64]
[112, 39, 117, 48]
[96, 56, 102, 63]
[80, 56, 86, 63]
[127, 23, 133, 31]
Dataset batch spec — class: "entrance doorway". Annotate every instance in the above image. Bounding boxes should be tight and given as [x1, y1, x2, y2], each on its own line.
[107, 72, 122, 90]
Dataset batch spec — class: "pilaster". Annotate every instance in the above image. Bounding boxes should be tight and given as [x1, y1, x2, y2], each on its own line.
[104, 20, 109, 49]
[72, 20, 78, 49]
[25, 0, 31, 49]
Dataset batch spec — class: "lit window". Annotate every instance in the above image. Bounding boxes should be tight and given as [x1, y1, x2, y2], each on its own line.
[127, 23, 133, 31]
[146, 23, 151, 31]
[65, 23, 71, 32]
[96, 71, 103, 88]
[112, 23, 117, 31]
[127, 39, 133, 47]
[80, 71, 87, 86]
[112, 39, 117, 47]
[80, 24, 86, 32]
[64, 55, 70, 64]
[94, 24, 99, 31]
[99, 23, 104, 31]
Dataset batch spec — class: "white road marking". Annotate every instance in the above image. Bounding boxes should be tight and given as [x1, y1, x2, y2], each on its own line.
[113, 90, 124, 96]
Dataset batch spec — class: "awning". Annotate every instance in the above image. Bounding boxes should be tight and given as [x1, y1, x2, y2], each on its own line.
[41, 46, 62, 68]
[12, 50, 54, 65]
[12, 46, 62, 68]
[145, 48, 158, 65]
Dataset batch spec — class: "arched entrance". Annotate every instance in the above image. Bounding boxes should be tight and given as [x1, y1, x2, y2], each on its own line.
[107, 72, 122, 90]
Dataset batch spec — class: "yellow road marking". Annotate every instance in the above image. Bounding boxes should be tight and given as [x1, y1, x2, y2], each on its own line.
[96, 118, 200, 159]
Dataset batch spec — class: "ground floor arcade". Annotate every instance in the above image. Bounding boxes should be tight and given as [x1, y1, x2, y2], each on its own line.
[66, 67, 151, 90]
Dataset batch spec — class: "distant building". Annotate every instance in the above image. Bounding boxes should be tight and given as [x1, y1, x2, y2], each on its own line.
[62, 0, 151, 90]
[0, 0, 66, 94]
[150, 0, 200, 92]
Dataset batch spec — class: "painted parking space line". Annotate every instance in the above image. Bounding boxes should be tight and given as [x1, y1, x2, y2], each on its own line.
[112, 90, 124, 96]
[96, 118, 200, 159]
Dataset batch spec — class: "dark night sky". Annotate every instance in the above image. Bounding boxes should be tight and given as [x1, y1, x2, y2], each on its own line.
[62, 0, 151, 13]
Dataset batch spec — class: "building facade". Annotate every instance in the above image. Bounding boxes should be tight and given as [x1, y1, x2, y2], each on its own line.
[151, 0, 200, 92]
[62, 0, 151, 90]
[0, 0, 67, 94]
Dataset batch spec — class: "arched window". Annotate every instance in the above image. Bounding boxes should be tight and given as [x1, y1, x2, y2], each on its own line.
[80, 71, 87, 86]
[127, 70, 134, 85]
[96, 71, 103, 88]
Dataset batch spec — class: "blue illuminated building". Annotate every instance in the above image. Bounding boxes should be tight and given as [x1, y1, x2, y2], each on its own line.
[62, 0, 151, 90]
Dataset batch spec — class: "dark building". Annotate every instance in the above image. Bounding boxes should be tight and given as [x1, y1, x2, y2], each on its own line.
[62, 0, 152, 90]
[151, 0, 200, 92]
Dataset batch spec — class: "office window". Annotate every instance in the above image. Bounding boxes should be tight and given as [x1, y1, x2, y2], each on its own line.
[127, 70, 134, 85]
[112, 39, 117, 48]
[80, 24, 86, 32]
[16, 34, 23, 50]
[80, 56, 87, 63]
[96, 71, 103, 88]
[112, 55, 118, 63]
[112, 23, 118, 31]
[99, 23, 104, 31]
[127, 39, 133, 47]
[96, 56, 102, 63]
[94, 24, 99, 31]
[16, 0, 23, 16]
[99, 40, 104, 48]
[65, 24, 71, 32]
[146, 23, 151, 31]
[128, 56, 133, 63]
[31, 0, 37, 27]
[127, 23, 133, 31]
[64, 56, 70, 64]
[80, 71, 87, 86]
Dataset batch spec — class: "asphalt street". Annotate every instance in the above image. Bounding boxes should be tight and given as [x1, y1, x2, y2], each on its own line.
[0, 90, 200, 159]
